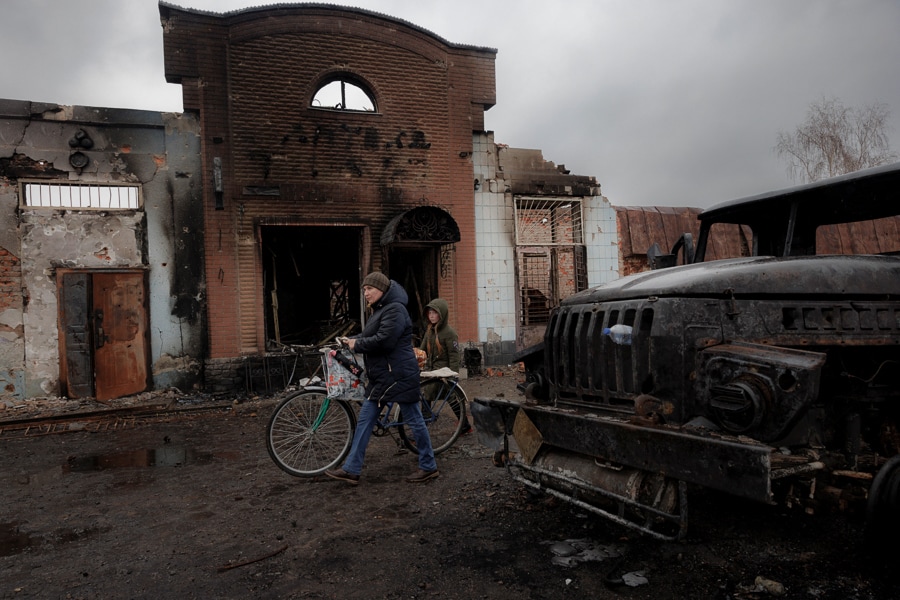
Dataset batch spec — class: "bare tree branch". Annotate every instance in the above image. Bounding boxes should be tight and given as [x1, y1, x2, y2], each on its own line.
[775, 97, 897, 183]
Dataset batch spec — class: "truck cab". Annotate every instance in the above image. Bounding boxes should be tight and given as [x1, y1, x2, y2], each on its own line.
[472, 162, 900, 541]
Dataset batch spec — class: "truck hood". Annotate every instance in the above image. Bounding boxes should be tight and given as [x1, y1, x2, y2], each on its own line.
[567, 255, 900, 304]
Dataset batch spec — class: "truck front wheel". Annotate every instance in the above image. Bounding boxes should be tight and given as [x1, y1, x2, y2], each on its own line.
[865, 454, 900, 548]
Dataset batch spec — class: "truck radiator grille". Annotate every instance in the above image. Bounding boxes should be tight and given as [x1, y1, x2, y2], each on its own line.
[547, 305, 654, 409]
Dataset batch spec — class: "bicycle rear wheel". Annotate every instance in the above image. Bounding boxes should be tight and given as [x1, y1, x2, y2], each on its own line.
[266, 390, 355, 476]
[399, 379, 467, 454]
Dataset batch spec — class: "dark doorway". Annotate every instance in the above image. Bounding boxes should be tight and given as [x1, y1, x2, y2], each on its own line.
[380, 206, 460, 344]
[387, 245, 439, 344]
[260, 225, 362, 348]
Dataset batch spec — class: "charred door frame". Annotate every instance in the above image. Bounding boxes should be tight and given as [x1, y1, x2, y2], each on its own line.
[385, 244, 440, 338]
[56, 268, 151, 400]
[381, 206, 460, 338]
[256, 220, 369, 348]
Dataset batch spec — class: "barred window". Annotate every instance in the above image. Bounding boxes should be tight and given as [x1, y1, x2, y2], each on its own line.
[515, 197, 587, 326]
[22, 182, 141, 209]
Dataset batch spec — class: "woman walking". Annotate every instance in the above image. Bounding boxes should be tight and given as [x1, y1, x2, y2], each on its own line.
[325, 272, 439, 485]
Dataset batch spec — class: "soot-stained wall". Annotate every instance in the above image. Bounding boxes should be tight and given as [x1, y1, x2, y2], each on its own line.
[0, 99, 205, 401]
[160, 3, 496, 387]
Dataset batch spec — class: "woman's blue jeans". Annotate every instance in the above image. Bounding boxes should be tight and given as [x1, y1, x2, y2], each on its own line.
[342, 399, 437, 475]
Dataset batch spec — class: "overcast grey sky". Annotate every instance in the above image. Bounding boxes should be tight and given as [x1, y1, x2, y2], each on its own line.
[2, 0, 899, 208]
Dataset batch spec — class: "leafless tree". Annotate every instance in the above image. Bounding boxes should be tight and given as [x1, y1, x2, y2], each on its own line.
[775, 97, 896, 183]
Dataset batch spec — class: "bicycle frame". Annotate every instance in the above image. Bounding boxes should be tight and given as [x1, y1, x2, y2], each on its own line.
[417, 377, 461, 421]
[295, 384, 400, 433]
[301, 377, 461, 432]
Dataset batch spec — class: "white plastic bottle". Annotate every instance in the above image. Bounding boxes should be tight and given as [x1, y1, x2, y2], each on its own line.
[602, 324, 633, 345]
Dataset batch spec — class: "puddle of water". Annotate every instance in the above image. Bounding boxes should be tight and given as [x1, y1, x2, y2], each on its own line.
[63, 447, 236, 472]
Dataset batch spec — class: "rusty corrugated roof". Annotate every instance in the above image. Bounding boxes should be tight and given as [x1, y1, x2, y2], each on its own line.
[615, 205, 900, 275]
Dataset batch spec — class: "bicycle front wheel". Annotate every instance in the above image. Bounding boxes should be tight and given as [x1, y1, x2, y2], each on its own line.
[400, 379, 468, 455]
[266, 390, 356, 476]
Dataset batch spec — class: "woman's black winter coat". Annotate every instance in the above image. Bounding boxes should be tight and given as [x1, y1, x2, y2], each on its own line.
[352, 281, 421, 405]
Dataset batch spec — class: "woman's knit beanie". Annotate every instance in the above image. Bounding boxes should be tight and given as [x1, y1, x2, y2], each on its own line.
[362, 271, 390, 292]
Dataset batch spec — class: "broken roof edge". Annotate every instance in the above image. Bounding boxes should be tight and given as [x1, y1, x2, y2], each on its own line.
[158, 1, 498, 55]
[497, 146, 601, 196]
[0, 98, 168, 128]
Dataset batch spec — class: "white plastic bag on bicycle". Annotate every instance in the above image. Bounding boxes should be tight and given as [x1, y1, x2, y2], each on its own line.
[323, 347, 367, 401]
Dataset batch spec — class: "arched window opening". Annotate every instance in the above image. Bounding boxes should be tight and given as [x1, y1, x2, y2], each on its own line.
[312, 77, 376, 112]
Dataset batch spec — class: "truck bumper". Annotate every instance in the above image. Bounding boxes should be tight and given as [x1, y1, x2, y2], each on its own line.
[471, 396, 776, 504]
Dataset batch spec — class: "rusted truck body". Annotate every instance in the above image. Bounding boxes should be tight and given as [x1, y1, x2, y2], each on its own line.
[472, 162, 900, 540]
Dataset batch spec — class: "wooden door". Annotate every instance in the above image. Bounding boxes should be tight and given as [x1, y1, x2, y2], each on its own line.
[58, 270, 149, 400]
[92, 272, 149, 400]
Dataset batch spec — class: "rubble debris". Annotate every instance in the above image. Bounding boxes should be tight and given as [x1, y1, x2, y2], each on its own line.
[753, 576, 786, 596]
[0, 387, 274, 438]
[545, 538, 622, 568]
[217, 544, 289, 572]
[622, 571, 649, 587]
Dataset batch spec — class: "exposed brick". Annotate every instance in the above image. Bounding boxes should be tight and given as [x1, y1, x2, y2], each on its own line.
[161, 5, 495, 388]
[0, 245, 22, 313]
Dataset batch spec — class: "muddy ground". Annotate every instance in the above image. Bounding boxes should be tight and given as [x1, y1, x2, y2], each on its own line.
[1, 370, 898, 600]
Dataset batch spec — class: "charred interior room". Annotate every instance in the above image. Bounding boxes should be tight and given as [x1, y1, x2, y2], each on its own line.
[260, 225, 362, 349]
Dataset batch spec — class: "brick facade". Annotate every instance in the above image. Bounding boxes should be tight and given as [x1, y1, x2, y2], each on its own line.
[161, 5, 496, 378]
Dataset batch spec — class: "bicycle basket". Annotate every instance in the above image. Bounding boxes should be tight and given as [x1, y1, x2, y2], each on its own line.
[322, 347, 367, 401]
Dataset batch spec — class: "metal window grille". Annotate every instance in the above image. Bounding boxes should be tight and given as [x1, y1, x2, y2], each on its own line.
[520, 252, 552, 325]
[514, 197, 584, 245]
[330, 280, 350, 321]
[515, 197, 588, 326]
[21, 182, 141, 209]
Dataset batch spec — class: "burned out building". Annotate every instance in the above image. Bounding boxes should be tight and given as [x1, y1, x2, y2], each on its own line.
[0, 3, 617, 403]
[0, 100, 205, 401]
[158, 3, 616, 388]
[159, 3, 497, 389]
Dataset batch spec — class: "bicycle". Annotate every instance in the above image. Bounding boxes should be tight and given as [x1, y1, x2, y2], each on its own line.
[265, 347, 469, 477]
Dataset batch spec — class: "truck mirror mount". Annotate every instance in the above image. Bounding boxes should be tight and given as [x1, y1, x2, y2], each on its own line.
[671, 232, 695, 265]
[648, 242, 676, 270]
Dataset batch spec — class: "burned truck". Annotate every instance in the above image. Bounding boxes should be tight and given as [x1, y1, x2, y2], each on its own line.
[472, 162, 900, 541]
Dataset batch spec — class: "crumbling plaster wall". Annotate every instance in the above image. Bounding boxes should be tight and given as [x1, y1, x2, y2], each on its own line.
[0, 100, 204, 399]
[145, 113, 205, 391]
[0, 180, 24, 397]
[20, 212, 144, 396]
